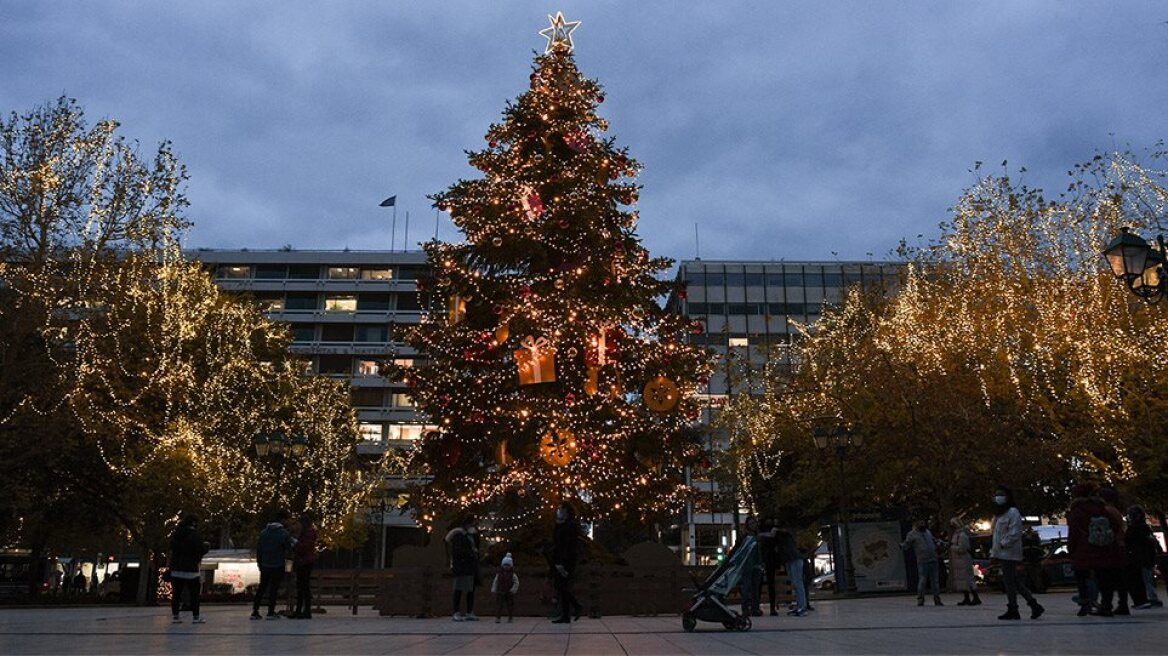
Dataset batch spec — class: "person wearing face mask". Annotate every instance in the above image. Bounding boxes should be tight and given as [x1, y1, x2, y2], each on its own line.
[551, 502, 582, 623]
[446, 515, 481, 621]
[949, 517, 980, 606]
[991, 486, 1044, 620]
[901, 519, 942, 606]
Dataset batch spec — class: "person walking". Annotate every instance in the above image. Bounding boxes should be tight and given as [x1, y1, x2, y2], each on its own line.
[446, 515, 481, 621]
[168, 515, 209, 624]
[1127, 506, 1163, 609]
[992, 486, 1044, 620]
[775, 525, 809, 616]
[901, 519, 943, 606]
[736, 515, 764, 617]
[291, 512, 317, 619]
[491, 553, 519, 623]
[759, 518, 781, 616]
[551, 502, 582, 623]
[949, 517, 981, 606]
[1096, 487, 1131, 615]
[252, 511, 296, 620]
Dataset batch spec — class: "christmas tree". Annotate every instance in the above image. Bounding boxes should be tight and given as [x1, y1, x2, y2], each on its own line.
[399, 14, 711, 529]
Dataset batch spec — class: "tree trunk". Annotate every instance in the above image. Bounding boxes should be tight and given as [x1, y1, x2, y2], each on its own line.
[136, 546, 154, 606]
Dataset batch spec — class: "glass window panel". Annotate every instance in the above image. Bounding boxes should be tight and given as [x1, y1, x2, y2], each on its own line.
[254, 265, 286, 279]
[704, 273, 724, 286]
[395, 268, 422, 281]
[395, 293, 423, 311]
[284, 293, 318, 310]
[320, 324, 353, 342]
[742, 273, 764, 286]
[354, 324, 390, 342]
[784, 273, 804, 287]
[728, 337, 749, 347]
[290, 324, 316, 342]
[362, 268, 393, 280]
[359, 423, 384, 442]
[218, 265, 250, 279]
[705, 303, 725, 315]
[724, 273, 746, 286]
[327, 266, 359, 279]
[357, 293, 391, 311]
[287, 265, 320, 280]
[355, 360, 381, 376]
[686, 302, 707, 315]
[319, 355, 352, 374]
[351, 387, 385, 406]
[325, 295, 357, 312]
[823, 272, 843, 287]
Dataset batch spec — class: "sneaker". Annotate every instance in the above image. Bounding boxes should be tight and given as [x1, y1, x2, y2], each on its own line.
[250, 612, 262, 620]
[452, 612, 464, 622]
[1077, 605, 1091, 617]
[787, 609, 808, 617]
[1134, 602, 1153, 610]
[464, 612, 479, 621]
[171, 617, 182, 624]
[1151, 599, 1163, 607]
[191, 617, 205, 625]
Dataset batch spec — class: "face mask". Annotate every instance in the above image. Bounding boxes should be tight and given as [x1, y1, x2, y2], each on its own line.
[994, 495, 1007, 505]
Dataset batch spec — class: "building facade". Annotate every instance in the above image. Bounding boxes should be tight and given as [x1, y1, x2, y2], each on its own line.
[666, 259, 901, 564]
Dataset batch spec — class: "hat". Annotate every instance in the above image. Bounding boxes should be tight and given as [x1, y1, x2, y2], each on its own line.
[501, 553, 514, 568]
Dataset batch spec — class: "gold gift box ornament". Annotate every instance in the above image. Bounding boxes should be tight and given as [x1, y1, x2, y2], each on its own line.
[515, 334, 556, 385]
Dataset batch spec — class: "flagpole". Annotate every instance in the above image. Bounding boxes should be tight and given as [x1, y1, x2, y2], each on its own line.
[404, 211, 410, 252]
[391, 204, 397, 252]
[434, 208, 440, 241]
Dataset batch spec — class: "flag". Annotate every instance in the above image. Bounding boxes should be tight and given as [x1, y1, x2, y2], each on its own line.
[379, 196, 396, 207]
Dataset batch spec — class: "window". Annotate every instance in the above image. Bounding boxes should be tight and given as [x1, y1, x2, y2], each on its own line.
[287, 265, 320, 280]
[351, 388, 385, 407]
[686, 302, 707, 315]
[727, 303, 765, 315]
[769, 302, 806, 316]
[724, 273, 745, 286]
[356, 360, 382, 376]
[254, 265, 286, 280]
[704, 273, 724, 286]
[327, 266, 359, 279]
[395, 267, 422, 281]
[387, 424, 429, 441]
[359, 423, 384, 442]
[357, 293, 392, 311]
[704, 303, 725, 315]
[395, 293, 424, 312]
[319, 355, 352, 375]
[728, 336, 749, 347]
[844, 272, 864, 286]
[354, 324, 390, 342]
[218, 265, 250, 279]
[393, 357, 416, 368]
[290, 324, 316, 342]
[320, 324, 353, 342]
[284, 293, 318, 311]
[254, 294, 284, 311]
[362, 268, 393, 280]
[743, 273, 764, 287]
[325, 295, 357, 312]
[823, 272, 843, 287]
[391, 393, 414, 408]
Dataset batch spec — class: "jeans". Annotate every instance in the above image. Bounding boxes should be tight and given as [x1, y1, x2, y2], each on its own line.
[786, 558, 808, 611]
[1142, 568, 1161, 603]
[170, 577, 200, 618]
[740, 567, 761, 615]
[294, 563, 313, 616]
[253, 567, 284, 615]
[1000, 559, 1035, 608]
[917, 561, 940, 598]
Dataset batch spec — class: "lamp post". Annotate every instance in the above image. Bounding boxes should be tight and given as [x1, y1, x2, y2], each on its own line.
[252, 431, 309, 505]
[813, 421, 864, 594]
[1103, 226, 1167, 303]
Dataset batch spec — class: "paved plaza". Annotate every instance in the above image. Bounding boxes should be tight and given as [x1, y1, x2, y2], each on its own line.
[0, 594, 1164, 655]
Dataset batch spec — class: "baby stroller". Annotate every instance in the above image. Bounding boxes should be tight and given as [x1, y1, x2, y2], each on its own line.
[682, 535, 758, 632]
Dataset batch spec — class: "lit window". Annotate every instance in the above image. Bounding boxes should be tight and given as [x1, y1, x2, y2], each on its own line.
[362, 269, 393, 280]
[327, 267, 359, 279]
[387, 424, 434, 442]
[325, 295, 357, 312]
[393, 358, 415, 368]
[219, 266, 250, 279]
[356, 360, 381, 376]
[728, 337, 749, 347]
[257, 297, 284, 311]
[359, 423, 384, 442]
[391, 393, 414, 408]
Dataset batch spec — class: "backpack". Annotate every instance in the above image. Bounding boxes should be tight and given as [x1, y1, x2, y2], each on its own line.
[1087, 514, 1114, 547]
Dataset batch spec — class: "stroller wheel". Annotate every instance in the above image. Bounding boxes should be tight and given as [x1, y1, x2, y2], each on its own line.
[682, 613, 696, 632]
[734, 615, 752, 632]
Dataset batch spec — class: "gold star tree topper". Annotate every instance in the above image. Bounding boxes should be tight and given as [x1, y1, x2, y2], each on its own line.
[539, 12, 581, 53]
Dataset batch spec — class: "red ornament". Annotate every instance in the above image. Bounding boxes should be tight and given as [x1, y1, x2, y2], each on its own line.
[527, 130, 537, 139]
[616, 154, 628, 165]
[489, 140, 498, 148]
[565, 392, 576, 406]
[678, 289, 688, 299]
[690, 320, 704, 335]
[596, 94, 605, 103]
[471, 411, 485, 424]
[440, 394, 452, 407]
[608, 170, 619, 180]
[530, 73, 537, 81]
[462, 348, 475, 360]
[558, 219, 570, 229]
[493, 304, 505, 315]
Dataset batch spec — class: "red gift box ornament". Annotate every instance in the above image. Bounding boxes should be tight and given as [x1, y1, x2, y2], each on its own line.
[515, 334, 556, 385]
[519, 185, 545, 220]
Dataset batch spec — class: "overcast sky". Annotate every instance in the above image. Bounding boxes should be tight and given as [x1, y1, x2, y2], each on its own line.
[2, 1, 1165, 262]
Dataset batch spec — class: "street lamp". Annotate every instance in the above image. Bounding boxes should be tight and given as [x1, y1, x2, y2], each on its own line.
[813, 420, 864, 594]
[252, 431, 308, 503]
[1103, 227, 1167, 303]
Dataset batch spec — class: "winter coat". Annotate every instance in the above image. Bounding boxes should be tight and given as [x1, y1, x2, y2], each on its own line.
[552, 520, 579, 574]
[491, 569, 520, 595]
[294, 526, 318, 566]
[948, 529, 974, 590]
[991, 507, 1024, 562]
[1126, 520, 1158, 569]
[1067, 497, 1126, 570]
[446, 527, 479, 577]
[774, 529, 801, 564]
[169, 524, 209, 573]
[901, 528, 939, 564]
[256, 522, 295, 569]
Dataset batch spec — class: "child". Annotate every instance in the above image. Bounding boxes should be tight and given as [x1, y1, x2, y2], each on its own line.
[491, 553, 519, 623]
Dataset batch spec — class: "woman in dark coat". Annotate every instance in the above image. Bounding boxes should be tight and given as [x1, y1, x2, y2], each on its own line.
[168, 515, 209, 624]
[1067, 484, 1128, 616]
[446, 515, 481, 621]
[551, 502, 582, 623]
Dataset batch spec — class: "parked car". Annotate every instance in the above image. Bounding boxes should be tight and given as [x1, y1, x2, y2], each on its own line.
[969, 529, 1073, 592]
[812, 572, 836, 591]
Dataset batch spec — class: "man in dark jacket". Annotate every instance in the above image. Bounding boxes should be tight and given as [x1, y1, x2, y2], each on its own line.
[292, 513, 318, 619]
[1126, 505, 1161, 609]
[169, 515, 210, 624]
[775, 527, 809, 616]
[551, 502, 582, 623]
[446, 515, 480, 621]
[1067, 484, 1128, 617]
[251, 512, 296, 620]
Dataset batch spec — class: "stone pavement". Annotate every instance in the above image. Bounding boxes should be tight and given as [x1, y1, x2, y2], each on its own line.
[0, 593, 1164, 655]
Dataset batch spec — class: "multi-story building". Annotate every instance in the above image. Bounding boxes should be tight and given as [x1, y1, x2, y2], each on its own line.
[191, 249, 435, 561]
[665, 259, 901, 564]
